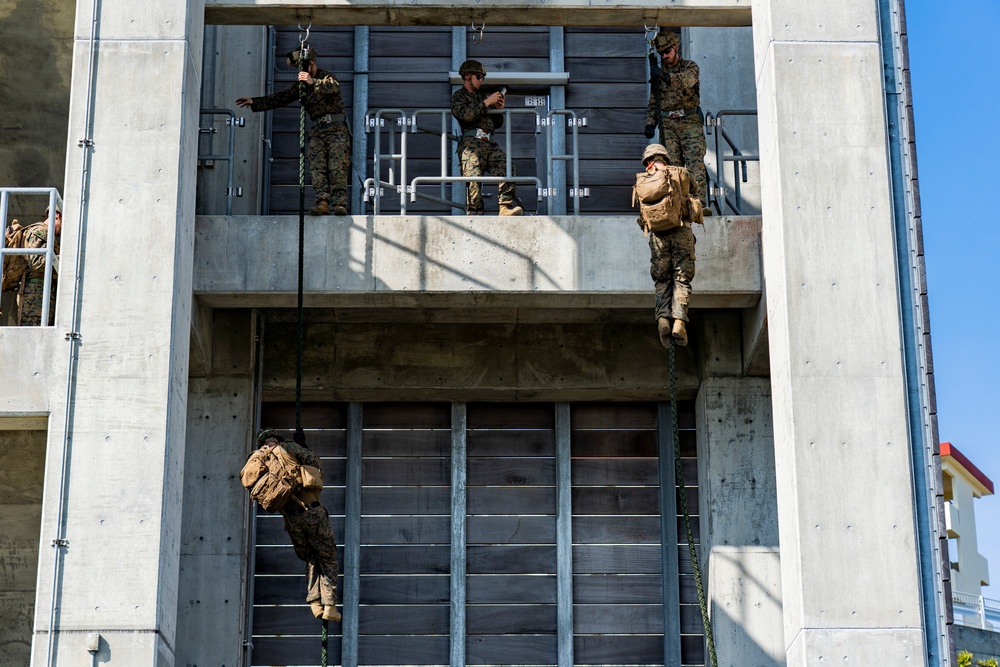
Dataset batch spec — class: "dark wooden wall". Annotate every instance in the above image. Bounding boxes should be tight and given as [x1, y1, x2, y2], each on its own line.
[250, 401, 704, 666]
[266, 26, 653, 216]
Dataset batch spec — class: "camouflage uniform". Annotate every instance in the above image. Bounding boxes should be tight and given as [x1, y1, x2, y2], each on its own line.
[279, 438, 340, 608]
[249, 69, 351, 210]
[450, 87, 518, 214]
[646, 58, 709, 209]
[649, 225, 696, 324]
[17, 221, 58, 326]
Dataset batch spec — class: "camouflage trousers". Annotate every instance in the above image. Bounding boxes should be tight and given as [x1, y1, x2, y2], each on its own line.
[649, 225, 696, 323]
[284, 504, 340, 606]
[458, 137, 518, 214]
[18, 277, 55, 326]
[309, 124, 351, 209]
[658, 115, 708, 209]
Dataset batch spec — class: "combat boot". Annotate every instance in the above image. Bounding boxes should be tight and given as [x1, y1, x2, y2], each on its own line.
[323, 605, 342, 622]
[310, 601, 324, 619]
[333, 205, 349, 216]
[672, 319, 688, 347]
[499, 203, 524, 216]
[657, 316, 673, 349]
[310, 199, 330, 216]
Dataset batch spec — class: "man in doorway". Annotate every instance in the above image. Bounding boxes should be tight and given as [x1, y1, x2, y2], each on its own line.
[451, 59, 523, 216]
[237, 48, 351, 216]
[644, 30, 711, 214]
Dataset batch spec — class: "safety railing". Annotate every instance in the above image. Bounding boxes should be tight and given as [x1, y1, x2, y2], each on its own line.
[953, 590, 1000, 631]
[0, 187, 62, 326]
[363, 107, 585, 215]
[705, 110, 759, 216]
[198, 108, 245, 216]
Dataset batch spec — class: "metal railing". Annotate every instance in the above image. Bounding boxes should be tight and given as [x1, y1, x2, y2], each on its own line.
[705, 109, 759, 216]
[363, 107, 585, 215]
[953, 590, 1000, 630]
[0, 187, 62, 326]
[199, 108, 244, 216]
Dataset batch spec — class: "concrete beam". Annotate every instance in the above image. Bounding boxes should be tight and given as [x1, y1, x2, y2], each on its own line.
[204, 1, 752, 28]
[0, 327, 58, 419]
[194, 215, 761, 310]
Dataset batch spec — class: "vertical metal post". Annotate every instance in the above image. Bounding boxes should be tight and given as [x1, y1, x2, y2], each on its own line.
[450, 403, 468, 667]
[451, 27, 466, 214]
[657, 403, 682, 666]
[352, 27, 370, 216]
[261, 27, 276, 214]
[555, 403, 574, 667]
[549, 27, 567, 215]
[0, 190, 8, 282]
[342, 402, 363, 667]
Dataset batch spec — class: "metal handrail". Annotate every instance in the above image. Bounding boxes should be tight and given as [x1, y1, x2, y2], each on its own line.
[199, 108, 243, 216]
[366, 107, 585, 215]
[0, 187, 62, 326]
[705, 109, 759, 216]
[952, 590, 1000, 630]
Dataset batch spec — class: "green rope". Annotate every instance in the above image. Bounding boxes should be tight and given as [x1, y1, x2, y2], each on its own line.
[669, 339, 718, 667]
[322, 619, 329, 666]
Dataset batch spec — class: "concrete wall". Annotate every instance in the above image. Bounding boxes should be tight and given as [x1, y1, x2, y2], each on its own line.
[0, 430, 46, 666]
[194, 215, 762, 309]
[176, 309, 255, 666]
[954, 625, 1000, 664]
[696, 311, 783, 664]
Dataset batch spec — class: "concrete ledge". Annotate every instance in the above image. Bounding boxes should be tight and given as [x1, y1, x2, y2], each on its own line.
[194, 215, 761, 310]
[0, 327, 58, 420]
[204, 1, 752, 28]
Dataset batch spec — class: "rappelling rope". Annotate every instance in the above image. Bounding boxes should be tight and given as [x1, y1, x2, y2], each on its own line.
[294, 24, 330, 667]
[669, 339, 718, 667]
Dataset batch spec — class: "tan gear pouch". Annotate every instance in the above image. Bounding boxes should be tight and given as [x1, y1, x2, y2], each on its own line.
[301, 464, 324, 490]
[687, 197, 704, 225]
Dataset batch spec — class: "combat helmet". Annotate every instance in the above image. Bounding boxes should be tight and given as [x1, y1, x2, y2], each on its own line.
[653, 30, 680, 53]
[256, 428, 285, 449]
[459, 59, 487, 77]
[641, 143, 670, 166]
[286, 47, 318, 67]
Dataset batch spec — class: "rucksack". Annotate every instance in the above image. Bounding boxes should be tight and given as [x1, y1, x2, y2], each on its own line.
[240, 443, 306, 513]
[632, 166, 704, 234]
[2, 221, 28, 292]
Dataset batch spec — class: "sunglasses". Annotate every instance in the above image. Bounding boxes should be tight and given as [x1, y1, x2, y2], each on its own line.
[472, 73, 485, 80]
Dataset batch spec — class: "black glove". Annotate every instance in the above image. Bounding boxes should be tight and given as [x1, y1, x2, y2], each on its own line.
[644, 124, 656, 139]
[649, 70, 668, 84]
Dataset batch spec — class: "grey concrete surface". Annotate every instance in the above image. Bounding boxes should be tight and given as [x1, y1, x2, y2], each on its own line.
[204, 1, 752, 27]
[30, 0, 205, 663]
[696, 312, 784, 664]
[0, 327, 58, 425]
[954, 625, 1000, 663]
[0, 430, 45, 667]
[194, 215, 762, 309]
[753, 0, 926, 661]
[176, 311, 255, 665]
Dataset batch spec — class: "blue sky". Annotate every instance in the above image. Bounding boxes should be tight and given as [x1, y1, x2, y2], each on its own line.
[908, 0, 1000, 594]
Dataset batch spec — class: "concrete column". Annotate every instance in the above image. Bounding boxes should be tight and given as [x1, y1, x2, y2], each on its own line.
[696, 312, 783, 665]
[751, 0, 926, 662]
[32, 0, 204, 663]
[176, 309, 255, 665]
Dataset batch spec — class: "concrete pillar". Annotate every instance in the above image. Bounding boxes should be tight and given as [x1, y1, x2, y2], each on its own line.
[32, 0, 203, 663]
[751, 0, 926, 662]
[176, 309, 256, 665]
[696, 312, 784, 664]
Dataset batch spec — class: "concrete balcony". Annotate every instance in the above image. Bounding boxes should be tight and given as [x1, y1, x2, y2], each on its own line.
[193, 214, 762, 311]
[0, 326, 59, 427]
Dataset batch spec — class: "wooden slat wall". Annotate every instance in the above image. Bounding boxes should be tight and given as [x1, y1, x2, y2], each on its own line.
[265, 26, 657, 215]
[250, 401, 702, 666]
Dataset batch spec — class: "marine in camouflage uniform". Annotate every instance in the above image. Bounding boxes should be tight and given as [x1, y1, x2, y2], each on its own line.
[17, 212, 60, 326]
[640, 144, 695, 347]
[451, 60, 523, 215]
[237, 48, 351, 215]
[645, 31, 710, 212]
[257, 430, 341, 621]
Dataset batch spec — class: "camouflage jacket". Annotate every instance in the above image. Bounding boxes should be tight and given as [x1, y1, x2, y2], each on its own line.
[249, 68, 346, 122]
[646, 57, 701, 124]
[451, 87, 504, 135]
[21, 221, 59, 280]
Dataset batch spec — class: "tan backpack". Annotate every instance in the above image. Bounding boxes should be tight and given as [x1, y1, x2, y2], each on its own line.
[240, 443, 308, 513]
[2, 221, 28, 292]
[632, 167, 704, 235]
